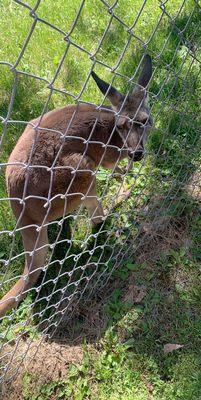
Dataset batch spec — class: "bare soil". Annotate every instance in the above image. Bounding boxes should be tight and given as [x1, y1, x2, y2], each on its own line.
[2, 339, 83, 400]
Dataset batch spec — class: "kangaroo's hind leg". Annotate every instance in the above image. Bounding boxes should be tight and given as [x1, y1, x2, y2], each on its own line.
[0, 214, 48, 318]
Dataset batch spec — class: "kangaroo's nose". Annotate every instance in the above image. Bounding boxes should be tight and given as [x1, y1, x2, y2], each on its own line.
[128, 149, 144, 161]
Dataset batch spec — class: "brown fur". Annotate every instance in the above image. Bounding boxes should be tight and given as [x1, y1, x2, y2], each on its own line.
[0, 55, 153, 317]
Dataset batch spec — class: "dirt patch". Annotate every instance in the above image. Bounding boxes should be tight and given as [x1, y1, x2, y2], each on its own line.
[1, 339, 83, 400]
[136, 213, 189, 264]
[0, 287, 114, 399]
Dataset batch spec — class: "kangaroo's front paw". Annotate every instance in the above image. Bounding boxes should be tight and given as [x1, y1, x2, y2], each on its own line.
[91, 214, 106, 228]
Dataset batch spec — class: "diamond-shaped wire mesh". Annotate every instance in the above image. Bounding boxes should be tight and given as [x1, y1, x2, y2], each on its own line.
[0, 0, 200, 387]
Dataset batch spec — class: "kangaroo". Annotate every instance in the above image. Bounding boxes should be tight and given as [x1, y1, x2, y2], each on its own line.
[0, 55, 153, 318]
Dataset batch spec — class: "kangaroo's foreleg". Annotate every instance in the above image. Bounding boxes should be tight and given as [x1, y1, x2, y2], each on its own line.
[0, 219, 48, 318]
[83, 185, 104, 227]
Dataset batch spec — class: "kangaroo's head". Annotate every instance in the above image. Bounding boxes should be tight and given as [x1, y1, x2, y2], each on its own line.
[92, 54, 153, 162]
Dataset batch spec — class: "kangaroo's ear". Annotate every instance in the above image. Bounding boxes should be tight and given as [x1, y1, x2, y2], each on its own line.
[91, 71, 124, 108]
[137, 54, 152, 89]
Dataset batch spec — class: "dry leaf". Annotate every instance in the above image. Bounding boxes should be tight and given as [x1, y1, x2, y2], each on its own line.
[163, 343, 184, 354]
[123, 285, 146, 304]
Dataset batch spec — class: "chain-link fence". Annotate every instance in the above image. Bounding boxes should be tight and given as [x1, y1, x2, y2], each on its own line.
[0, 0, 200, 389]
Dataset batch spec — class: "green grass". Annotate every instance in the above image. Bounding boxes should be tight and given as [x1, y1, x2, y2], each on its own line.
[0, 0, 201, 398]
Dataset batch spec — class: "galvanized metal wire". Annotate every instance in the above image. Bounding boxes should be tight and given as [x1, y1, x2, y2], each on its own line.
[0, 0, 200, 386]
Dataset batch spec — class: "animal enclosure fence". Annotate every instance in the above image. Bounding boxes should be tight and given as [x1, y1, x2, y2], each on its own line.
[0, 0, 200, 389]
